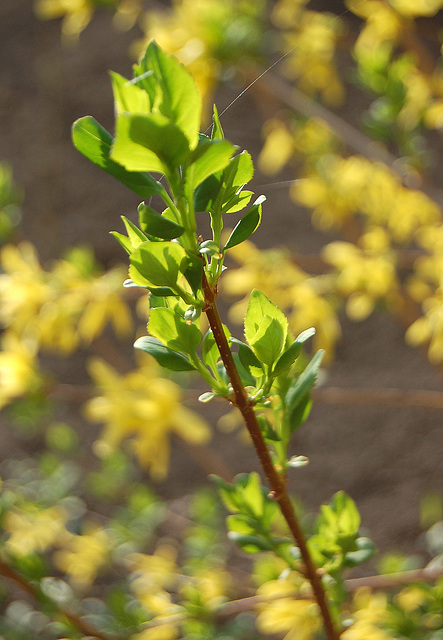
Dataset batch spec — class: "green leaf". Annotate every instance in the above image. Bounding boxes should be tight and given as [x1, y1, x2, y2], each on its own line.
[121, 216, 149, 248]
[72, 116, 162, 196]
[223, 195, 264, 251]
[110, 70, 151, 116]
[194, 174, 222, 213]
[186, 137, 235, 190]
[272, 328, 316, 377]
[148, 307, 201, 354]
[202, 330, 221, 376]
[249, 315, 286, 368]
[344, 537, 376, 568]
[244, 289, 288, 350]
[129, 241, 189, 289]
[231, 338, 264, 379]
[138, 202, 184, 240]
[223, 190, 253, 214]
[257, 414, 281, 442]
[110, 231, 133, 255]
[285, 350, 324, 430]
[211, 104, 224, 140]
[134, 336, 196, 371]
[183, 257, 203, 296]
[288, 394, 312, 432]
[330, 491, 361, 535]
[228, 531, 273, 554]
[111, 113, 190, 174]
[138, 41, 201, 149]
[222, 151, 254, 198]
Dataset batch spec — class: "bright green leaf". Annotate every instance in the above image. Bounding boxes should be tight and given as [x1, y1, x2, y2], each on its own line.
[273, 328, 316, 377]
[285, 350, 324, 429]
[244, 289, 288, 349]
[129, 241, 188, 289]
[250, 315, 286, 368]
[134, 336, 196, 371]
[224, 196, 264, 251]
[138, 202, 184, 240]
[121, 216, 149, 248]
[186, 138, 235, 190]
[211, 104, 224, 140]
[148, 307, 201, 354]
[72, 116, 162, 196]
[111, 113, 190, 174]
[138, 41, 201, 149]
[110, 70, 151, 116]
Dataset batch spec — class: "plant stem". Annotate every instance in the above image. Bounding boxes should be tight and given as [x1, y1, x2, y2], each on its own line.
[201, 271, 341, 640]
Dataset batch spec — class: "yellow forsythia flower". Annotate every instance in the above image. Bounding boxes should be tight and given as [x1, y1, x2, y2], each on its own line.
[34, 0, 94, 41]
[86, 359, 211, 479]
[53, 525, 110, 586]
[0, 333, 41, 409]
[342, 588, 391, 640]
[323, 228, 399, 321]
[272, 0, 344, 105]
[4, 505, 67, 557]
[0, 243, 132, 354]
[388, 0, 443, 17]
[256, 577, 320, 640]
[395, 585, 427, 611]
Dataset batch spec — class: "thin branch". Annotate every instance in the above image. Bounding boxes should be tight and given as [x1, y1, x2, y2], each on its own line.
[0, 560, 119, 640]
[313, 386, 443, 410]
[201, 270, 341, 640]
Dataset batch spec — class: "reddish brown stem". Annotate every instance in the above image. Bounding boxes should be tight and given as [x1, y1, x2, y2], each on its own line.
[201, 272, 341, 640]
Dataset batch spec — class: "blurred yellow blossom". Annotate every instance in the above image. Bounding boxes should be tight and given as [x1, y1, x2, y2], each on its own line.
[34, 0, 94, 41]
[395, 585, 427, 611]
[128, 544, 179, 597]
[0, 333, 41, 409]
[275, 6, 344, 105]
[3, 505, 67, 557]
[53, 525, 110, 586]
[342, 588, 390, 640]
[224, 240, 340, 360]
[256, 576, 320, 640]
[388, 0, 443, 17]
[323, 229, 399, 321]
[259, 119, 296, 176]
[0, 243, 132, 355]
[347, 1, 401, 54]
[86, 359, 210, 479]
[292, 153, 441, 241]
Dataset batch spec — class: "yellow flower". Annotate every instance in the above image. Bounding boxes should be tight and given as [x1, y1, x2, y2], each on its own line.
[388, 0, 443, 17]
[34, 0, 95, 41]
[395, 586, 427, 611]
[323, 230, 399, 321]
[3, 505, 67, 557]
[256, 577, 320, 640]
[86, 359, 211, 479]
[128, 544, 179, 598]
[276, 7, 345, 105]
[53, 525, 110, 586]
[0, 243, 132, 354]
[258, 120, 295, 177]
[342, 588, 390, 640]
[0, 333, 41, 409]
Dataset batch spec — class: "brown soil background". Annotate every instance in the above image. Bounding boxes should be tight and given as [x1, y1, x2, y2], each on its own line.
[1, 0, 442, 566]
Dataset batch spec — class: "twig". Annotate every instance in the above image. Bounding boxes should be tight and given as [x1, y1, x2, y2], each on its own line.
[313, 386, 443, 410]
[201, 270, 341, 640]
[0, 560, 119, 640]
